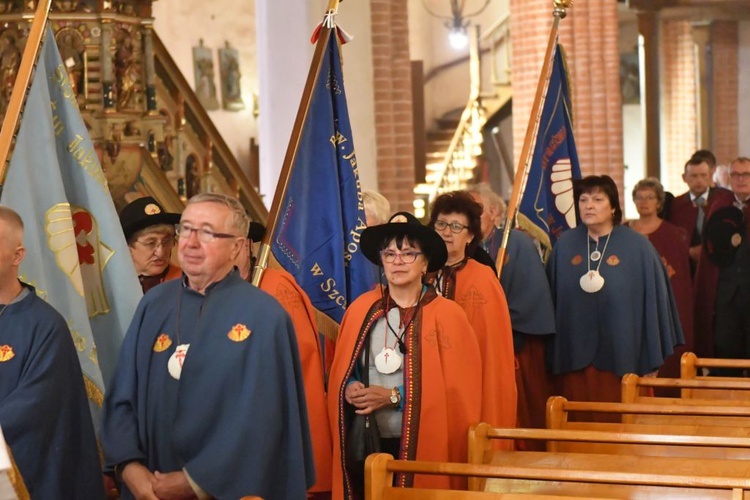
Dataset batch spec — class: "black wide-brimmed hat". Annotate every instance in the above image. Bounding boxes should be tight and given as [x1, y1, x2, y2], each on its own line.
[248, 222, 266, 242]
[119, 197, 181, 241]
[704, 206, 745, 267]
[360, 212, 447, 272]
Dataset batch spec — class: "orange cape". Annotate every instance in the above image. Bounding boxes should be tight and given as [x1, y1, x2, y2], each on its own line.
[438, 259, 517, 429]
[328, 289, 482, 499]
[258, 268, 332, 492]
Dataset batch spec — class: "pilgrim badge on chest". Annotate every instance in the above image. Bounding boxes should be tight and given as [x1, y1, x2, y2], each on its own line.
[168, 344, 190, 380]
[0, 345, 14, 362]
[374, 346, 402, 374]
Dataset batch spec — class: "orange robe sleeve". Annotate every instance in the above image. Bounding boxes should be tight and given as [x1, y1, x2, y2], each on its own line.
[327, 290, 482, 499]
[259, 268, 332, 493]
[164, 264, 182, 282]
[453, 260, 517, 431]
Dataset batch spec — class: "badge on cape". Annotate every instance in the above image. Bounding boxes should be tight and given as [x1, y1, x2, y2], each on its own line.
[580, 270, 605, 293]
[153, 333, 172, 353]
[732, 233, 742, 248]
[571, 255, 583, 266]
[374, 346, 402, 374]
[606, 255, 620, 266]
[168, 344, 190, 380]
[0, 345, 15, 362]
[228, 324, 251, 342]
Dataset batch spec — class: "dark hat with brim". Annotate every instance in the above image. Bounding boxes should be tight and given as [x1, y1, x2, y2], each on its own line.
[360, 212, 447, 272]
[704, 206, 744, 267]
[120, 196, 181, 241]
[248, 221, 266, 242]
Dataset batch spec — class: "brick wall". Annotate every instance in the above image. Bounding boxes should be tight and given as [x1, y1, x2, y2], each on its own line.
[370, 0, 415, 213]
[510, 0, 623, 191]
[712, 20, 739, 166]
[661, 20, 697, 195]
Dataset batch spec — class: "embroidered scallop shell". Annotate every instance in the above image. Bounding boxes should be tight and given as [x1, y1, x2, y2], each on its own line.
[550, 159, 576, 228]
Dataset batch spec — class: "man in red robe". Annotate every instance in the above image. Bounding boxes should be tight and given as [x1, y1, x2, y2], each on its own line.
[668, 153, 733, 357]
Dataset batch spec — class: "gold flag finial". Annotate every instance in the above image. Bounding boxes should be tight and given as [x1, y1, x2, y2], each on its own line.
[553, 0, 572, 19]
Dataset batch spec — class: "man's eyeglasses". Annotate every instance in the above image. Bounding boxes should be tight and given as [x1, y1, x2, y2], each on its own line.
[729, 172, 750, 180]
[175, 224, 239, 243]
[433, 220, 469, 233]
[380, 250, 422, 264]
[134, 237, 175, 251]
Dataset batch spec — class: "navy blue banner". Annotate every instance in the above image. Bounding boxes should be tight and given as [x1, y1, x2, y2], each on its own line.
[271, 33, 371, 324]
[519, 43, 582, 248]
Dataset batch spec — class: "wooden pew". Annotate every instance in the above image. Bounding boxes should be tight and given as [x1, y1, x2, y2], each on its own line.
[546, 395, 750, 435]
[469, 423, 750, 469]
[366, 452, 750, 499]
[682, 352, 750, 377]
[681, 352, 750, 398]
[621, 372, 750, 401]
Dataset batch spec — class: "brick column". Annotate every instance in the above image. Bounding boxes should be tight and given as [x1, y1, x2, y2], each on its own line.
[661, 20, 697, 194]
[711, 21, 739, 165]
[370, 0, 415, 213]
[510, 0, 623, 189]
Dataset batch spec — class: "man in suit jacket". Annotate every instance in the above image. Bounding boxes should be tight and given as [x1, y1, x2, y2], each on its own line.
[669, 152, 734, 359]
[710, 157, 750, 371]
[668, 153, 734, 268]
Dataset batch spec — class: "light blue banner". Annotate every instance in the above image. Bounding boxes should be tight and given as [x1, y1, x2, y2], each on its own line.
[1, 29, 142, 422]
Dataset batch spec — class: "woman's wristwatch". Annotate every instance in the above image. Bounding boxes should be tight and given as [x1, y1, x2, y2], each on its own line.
[390, 387, 401, 406]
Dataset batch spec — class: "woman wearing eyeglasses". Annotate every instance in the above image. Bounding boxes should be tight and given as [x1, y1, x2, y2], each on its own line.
[627, 178, 693, 387]
[427, 191, 517, 434]
[548, 175, 683, 416]
[119, 197, 182, 293]
[328, 212, 482, 500]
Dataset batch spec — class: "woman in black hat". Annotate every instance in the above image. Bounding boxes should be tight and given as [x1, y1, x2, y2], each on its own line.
[119, 197, 181, 293]
[327, 212, 482, 500]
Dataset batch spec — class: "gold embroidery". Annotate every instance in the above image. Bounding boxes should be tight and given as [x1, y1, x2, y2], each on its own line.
[0, 345, 15, 362]
[228, 324, 251, 342]
[153, 333, 172, 352]
[606, 255, 620, 266]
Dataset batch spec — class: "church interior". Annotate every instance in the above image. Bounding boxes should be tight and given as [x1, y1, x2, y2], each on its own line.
[1, 0, 746, 222]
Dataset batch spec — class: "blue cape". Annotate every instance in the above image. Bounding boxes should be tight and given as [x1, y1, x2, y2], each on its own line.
[547, 225, 684, 376]
[0, 285, 104, 499]
[101, 271, 315, 499]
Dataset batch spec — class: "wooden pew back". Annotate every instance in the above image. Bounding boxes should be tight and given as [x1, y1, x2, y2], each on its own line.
[622, 372, 750, 402]
[680, 352, 750, 399]
[367, 452, 750, 499]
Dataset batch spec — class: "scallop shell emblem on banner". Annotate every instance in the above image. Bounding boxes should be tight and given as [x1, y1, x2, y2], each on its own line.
[550, 159, 576, 228]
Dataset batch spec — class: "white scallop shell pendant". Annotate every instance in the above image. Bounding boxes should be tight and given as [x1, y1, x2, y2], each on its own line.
[580, 270, 605, 293]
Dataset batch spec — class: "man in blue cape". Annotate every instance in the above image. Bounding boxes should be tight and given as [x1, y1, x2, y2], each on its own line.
[101, 193, 315, 499]
[0, 206, 104, 498]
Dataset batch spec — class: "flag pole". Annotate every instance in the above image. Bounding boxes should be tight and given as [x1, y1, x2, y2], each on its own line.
[496, 0, 571, 280]
[0, 0, 53, 191]
[252, 0, 340, 287]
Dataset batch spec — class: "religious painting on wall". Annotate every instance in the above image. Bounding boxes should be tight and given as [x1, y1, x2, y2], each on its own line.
[219, 42, 244, 112]
[55, 28, 86, 104]
[192, 39, 219, 111]
[620, 48, 640, 105]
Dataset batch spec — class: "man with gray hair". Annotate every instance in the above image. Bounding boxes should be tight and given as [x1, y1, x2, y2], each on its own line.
[101, 193, 315, 499]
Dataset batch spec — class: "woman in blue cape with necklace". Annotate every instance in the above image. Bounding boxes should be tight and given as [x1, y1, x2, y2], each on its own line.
[547, 175, 684, 418]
